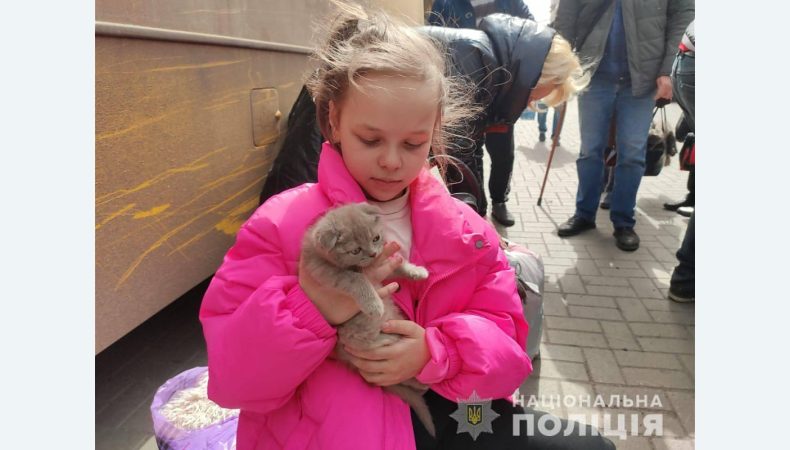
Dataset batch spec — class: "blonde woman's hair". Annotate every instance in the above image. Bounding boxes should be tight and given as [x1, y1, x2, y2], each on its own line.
[534, 34, 590, 107]
[306, 1, 480, 166]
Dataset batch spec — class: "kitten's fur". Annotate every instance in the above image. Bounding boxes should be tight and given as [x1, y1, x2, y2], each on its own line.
[301, 203, 436, 437]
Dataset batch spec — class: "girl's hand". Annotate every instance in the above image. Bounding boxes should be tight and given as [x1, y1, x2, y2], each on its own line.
[299, 242, 404, 326]
[344, 320, 431, 386]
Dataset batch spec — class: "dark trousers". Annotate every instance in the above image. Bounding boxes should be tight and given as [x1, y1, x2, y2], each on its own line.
[412, 390, 616, 450]
[685, 170, 695, 204]
[670, 211, 695, 290]
[670, 50, 695, 290]
[449, 127, 515, 216]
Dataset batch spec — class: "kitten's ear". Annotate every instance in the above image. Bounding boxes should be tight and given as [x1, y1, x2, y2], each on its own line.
[359, 204, 380, 220]
[315, 225, 341, 250]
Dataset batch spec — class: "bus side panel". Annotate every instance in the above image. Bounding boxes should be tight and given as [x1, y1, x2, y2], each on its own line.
[95, 37, 307, 353]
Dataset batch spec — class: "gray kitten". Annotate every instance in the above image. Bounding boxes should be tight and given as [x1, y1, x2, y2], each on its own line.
[301, 203, 436, 437]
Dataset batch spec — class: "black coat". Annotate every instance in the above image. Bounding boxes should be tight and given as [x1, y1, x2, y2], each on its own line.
[422, 13, 555, 138]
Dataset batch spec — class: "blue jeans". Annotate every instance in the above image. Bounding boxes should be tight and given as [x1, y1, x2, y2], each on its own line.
[537, 108, 560, 137]
[672, 52, 695, 132]
[575, 74, 656, 228]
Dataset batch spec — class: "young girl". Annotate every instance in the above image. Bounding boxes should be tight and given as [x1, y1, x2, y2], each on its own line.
[201, 3, 613, 449]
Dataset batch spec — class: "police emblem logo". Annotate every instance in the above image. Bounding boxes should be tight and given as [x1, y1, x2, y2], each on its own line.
[450, 390, 500, 440]
[467, 404, 482, 425]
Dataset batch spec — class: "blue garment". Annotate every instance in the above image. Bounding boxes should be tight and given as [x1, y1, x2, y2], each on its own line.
[537, 108, 560, 138]
[672, 52, 695, 131]
[574, 72, 655, 228]
[596, 0, 630, 81]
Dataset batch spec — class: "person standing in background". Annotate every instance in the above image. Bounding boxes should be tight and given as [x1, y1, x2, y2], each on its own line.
[553, 0, 694, 251]
[537, 0, 561, 144]
[426, 0, 535, 226]
[668, 19, 695, 303]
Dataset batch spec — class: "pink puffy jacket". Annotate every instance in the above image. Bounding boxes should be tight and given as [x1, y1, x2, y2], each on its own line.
[200, 143, 531, 449]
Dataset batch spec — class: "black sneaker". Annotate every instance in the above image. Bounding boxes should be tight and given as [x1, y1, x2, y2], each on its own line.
[668, 284, 695, 303]
[663, 198, 693, 211]
[491, 202, 515, 227]
[558, 216, 596, 237]
[613, 227, 640, 251]
[539, 132, 546, 142]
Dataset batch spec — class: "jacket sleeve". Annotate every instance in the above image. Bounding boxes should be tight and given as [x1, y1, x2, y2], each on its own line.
[551, 0, 578, 45]
[660, 0, 695, 76]
[199, 211, 337, 413]
[415, 240, 531, 401]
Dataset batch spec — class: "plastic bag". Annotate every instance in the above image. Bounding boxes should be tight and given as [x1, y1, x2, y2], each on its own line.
[502, 240, 545, 361]
[151, 367, 239, 450]
[645, 106, 675, 176]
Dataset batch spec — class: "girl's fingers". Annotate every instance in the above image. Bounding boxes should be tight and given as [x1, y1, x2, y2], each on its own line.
[345, 342, 398, 361]
[350, 356, 389, 373]
[376, 282, 399, 298]
[369, 255, 403, 281]
[382, 241, 400, 258]
[372, 241, 400, 266]
[381, 319, 420, 336]
[360, 371, 394, 386]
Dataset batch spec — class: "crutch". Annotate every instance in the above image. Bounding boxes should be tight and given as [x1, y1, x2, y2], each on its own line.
[537, 102, 568, 206]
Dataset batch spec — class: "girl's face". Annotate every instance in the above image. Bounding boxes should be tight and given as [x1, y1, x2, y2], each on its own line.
[329, 73, 439, 202]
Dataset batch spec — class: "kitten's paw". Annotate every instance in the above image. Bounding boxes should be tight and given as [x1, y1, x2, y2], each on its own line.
[404, 264, 429, 280]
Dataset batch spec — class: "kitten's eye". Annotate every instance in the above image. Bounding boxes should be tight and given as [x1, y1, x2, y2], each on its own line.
[373, 234, 381, 243]
[351, 247, 362, 255]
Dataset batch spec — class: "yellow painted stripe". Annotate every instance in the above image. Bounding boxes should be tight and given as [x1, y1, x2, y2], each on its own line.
[133, 204, 170, 219]
[96, 146, 226, 205]
[95, 203, 136, 230]
[115, 176, 264, 289]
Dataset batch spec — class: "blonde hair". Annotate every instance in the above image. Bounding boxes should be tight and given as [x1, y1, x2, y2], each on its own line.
[305, 1, 480, 166]
[534, 34, 590, 107]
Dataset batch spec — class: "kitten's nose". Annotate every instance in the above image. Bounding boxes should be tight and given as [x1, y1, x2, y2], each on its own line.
[369, 252, 378, 258]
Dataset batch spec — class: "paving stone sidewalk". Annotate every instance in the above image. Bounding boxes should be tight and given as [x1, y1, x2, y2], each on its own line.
[503, 100, 695, 450]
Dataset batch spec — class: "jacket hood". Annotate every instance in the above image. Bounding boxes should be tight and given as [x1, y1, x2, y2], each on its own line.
[479, 14, 555, 124]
